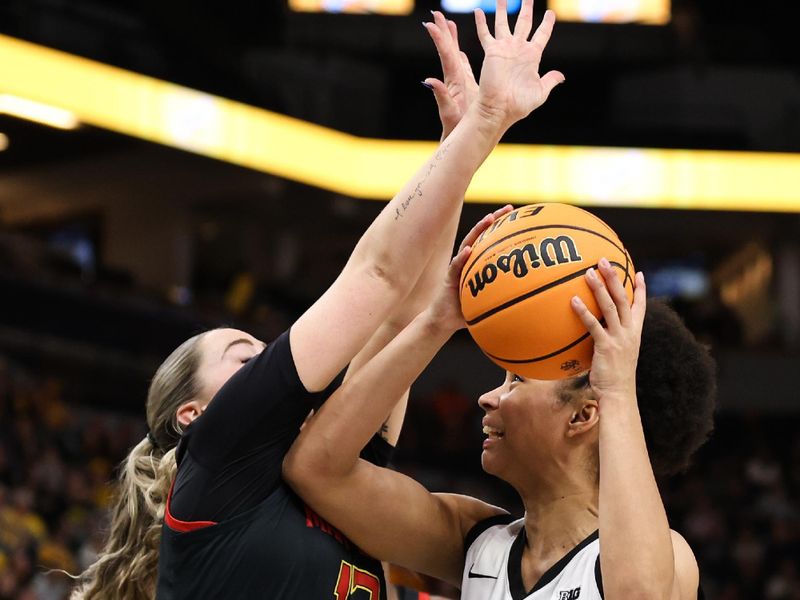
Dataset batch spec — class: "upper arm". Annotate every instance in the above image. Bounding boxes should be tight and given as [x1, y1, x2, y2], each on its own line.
[670, 530, 700, 600]
[291, 265, 403, 392]
[191, 330, 307, 466]
[285, 455, 505, 586]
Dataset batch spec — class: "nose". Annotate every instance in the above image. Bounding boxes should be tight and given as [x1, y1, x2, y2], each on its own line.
[478, 385, 502, 411]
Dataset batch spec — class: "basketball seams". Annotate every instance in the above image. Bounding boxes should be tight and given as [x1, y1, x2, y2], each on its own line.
[459, 204, 633, 379]
[465, 261, 628, 326]
[582, 210, 621, 241]
[484, 331, 592, 364]
[460, 224, 628, 292]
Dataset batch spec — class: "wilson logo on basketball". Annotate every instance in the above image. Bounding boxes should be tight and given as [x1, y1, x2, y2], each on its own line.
[467, 235, 583, 298]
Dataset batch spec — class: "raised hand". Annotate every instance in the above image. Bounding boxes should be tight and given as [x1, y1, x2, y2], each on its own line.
[474, 0, 564, 130]
[423, 12, 479, 140]
[571, 258, 646, 402]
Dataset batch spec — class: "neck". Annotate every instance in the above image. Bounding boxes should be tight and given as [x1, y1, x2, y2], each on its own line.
[517, 476, 599, 559]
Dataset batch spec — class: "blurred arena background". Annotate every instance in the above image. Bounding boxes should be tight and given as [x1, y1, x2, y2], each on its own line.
[0, 0, 798, 598]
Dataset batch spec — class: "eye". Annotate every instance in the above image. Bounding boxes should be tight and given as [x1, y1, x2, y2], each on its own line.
[511, 374, 524, 383]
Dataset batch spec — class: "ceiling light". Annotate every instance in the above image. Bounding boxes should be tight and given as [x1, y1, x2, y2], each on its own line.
[0, 94, 79, 130]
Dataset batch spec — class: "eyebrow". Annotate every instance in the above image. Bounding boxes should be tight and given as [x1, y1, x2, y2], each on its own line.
[221, 338, 265, 359]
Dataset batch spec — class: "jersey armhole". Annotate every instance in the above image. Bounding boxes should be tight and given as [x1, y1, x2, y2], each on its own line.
[164, 479, 218, 533]
[594, 555, 604, 599]
[463, 514, 516, 558]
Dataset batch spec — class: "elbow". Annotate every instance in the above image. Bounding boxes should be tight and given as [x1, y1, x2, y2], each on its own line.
[351, 241, 417, 298]
[364, 260, 414, 297]
[283, 445, 326, 494]
[281, 448, 301, 487]
[283, 440, 343, 498]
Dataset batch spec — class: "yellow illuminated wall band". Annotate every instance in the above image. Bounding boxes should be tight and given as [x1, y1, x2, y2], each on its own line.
[1, 33, 799, 212]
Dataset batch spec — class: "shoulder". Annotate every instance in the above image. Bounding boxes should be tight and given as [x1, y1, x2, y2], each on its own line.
[670, 529, 700, 600]
[433, 493, 510, 552]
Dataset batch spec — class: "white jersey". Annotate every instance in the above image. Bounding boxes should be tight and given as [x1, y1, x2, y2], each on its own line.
[461, 516, 603, 600]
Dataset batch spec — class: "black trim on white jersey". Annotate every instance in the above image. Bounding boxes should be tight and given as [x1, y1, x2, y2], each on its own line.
[463, 513, 516, 558]
[594, 556, 604, 599]
[508, 529, 599, 600]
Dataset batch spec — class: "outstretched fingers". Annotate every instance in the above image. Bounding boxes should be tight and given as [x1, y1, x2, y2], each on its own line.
[494, 0, 511, 38]
[426, 13, 461, 78]
[513, 0, 534, 40]
[530, 9, 556, 52]
[474, 8, 492, 47]
[448, 19, 459, 47]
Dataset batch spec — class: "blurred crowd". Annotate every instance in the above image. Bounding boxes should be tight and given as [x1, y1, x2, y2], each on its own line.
[0, 357, 142, 600]
[0, 355, 798, 599]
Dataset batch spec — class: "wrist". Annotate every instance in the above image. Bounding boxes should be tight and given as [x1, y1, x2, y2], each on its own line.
[462, 104, 510, 144]
[419, 308, 460, 340]
[597, 389, 639, 413]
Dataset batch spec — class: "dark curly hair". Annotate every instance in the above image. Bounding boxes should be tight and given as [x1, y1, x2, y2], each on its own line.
[636, 299, 717, 478]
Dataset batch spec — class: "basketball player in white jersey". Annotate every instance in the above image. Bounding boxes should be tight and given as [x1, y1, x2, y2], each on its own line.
[284, 1, 716, 598]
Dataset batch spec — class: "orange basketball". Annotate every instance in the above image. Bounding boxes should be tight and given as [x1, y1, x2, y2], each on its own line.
[459, 203, 635, 380]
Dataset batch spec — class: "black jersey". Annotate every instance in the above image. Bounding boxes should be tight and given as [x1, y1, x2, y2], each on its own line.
[156, 329, 391, 599]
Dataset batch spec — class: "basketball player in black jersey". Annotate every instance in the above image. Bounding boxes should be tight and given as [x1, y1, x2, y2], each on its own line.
[69, 3, 565, 597]
[284, 2, 716, 599]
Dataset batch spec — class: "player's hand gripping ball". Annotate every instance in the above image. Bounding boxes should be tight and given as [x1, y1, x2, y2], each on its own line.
[459, 203, 635, 379]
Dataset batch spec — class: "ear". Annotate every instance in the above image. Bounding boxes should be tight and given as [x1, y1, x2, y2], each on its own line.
[566, 399, 599, 438]
[176, 400, 205, 427]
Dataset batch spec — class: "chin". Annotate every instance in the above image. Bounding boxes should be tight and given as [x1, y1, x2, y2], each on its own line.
[480, 452, 504, 479]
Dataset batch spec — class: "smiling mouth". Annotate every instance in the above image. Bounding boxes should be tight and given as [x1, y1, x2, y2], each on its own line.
[483, 426, 505, 439]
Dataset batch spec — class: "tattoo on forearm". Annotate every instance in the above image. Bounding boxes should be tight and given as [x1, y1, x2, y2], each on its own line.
[394, 142, 452, 220]
[379, 421, 390, 440]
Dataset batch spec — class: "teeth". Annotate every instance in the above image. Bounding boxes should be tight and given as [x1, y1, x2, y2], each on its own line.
[483, 426, 504, 438]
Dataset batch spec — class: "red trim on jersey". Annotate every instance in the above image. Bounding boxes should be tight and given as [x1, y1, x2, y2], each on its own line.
[418, 594, 430, 600]
[164, 480, 217, 533]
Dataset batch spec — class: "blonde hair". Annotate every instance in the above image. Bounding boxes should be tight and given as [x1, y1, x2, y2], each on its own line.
[71, 332, 206, 600]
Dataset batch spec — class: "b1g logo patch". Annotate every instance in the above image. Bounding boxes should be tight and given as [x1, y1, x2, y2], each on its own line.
[558, 588, 581, 600]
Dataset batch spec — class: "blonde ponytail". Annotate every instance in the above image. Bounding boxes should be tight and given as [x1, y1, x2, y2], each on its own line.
[71, 439, 177, 599]
[72, 332, 206, 599]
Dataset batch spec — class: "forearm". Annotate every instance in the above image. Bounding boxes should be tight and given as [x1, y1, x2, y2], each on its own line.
[286, 311, 453, 481]
[343, 320, 411, 445]
[346, 204, 461, 379]
[348, 108, 502, 292]
[341, 165, 463, 444]
[599, 397, 674, 599]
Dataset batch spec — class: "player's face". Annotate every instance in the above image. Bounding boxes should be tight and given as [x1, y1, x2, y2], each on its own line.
[195, 328, 266, 407]
[477, 371, 580, 485]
